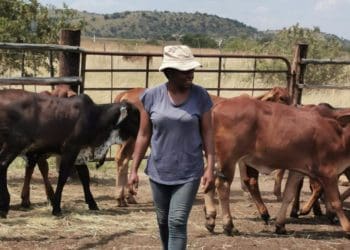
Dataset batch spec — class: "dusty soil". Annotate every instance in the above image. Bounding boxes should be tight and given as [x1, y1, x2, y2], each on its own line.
[1, 163, 350, 250]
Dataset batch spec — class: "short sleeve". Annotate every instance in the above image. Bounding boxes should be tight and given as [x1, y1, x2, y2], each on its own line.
[198, 86, 213, 115]
[140, 89, 153, 113]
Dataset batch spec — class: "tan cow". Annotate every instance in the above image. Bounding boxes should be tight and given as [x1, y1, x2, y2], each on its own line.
[204, 95, 350, 236]
[113, 88, 146, 206]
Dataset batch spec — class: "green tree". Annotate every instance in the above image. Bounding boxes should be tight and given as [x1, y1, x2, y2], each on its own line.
[257, 24, 344, 85]
[0, 0, 85, 76]
[180, 33, 218, 48]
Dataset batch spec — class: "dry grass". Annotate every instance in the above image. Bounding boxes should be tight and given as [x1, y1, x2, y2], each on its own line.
[1, 165, 350, 249]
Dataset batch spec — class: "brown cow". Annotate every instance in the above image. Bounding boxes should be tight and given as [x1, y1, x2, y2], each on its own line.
[274, 104, 350, 219]
[204, 95, 350, 236]
[226, 87, 292, 224]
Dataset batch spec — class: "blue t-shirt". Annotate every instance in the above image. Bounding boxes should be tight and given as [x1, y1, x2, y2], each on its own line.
[140, 83, 213, 185]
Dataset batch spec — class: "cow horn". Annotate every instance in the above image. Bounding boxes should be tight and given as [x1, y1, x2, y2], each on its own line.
[116, 105, 128, 125]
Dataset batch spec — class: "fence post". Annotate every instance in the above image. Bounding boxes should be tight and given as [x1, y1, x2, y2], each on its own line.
[291, 43, 308, 104]
[58, 29, 81, 94]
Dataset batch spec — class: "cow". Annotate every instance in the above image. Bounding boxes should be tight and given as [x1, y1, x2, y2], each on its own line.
[113, 88, 145, 206]
[273, 104, 350, 219]
[0, 89, 139, 217]
[204, 95, 350, 236]
[14, 85, 78, 208]
[20, 86, 77, 208]
[212, 87, 292, 225]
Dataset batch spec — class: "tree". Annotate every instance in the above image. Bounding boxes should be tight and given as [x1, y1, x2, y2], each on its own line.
[0, 0, 85, 76]
[180, 33, 218, 48]
[255, 24, 344, 85]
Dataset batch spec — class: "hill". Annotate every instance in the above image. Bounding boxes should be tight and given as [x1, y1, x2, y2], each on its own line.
[74, 10, 262, 41]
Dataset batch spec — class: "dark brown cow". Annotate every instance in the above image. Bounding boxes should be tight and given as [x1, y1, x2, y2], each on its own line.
[0, 89, 139, 217]
[20, 86, 77, 208]
[204, 95, 350, 236]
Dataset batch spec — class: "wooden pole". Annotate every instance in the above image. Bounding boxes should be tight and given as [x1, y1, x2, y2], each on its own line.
[58, 29, 81, 94]
[291, 43, 308, 105]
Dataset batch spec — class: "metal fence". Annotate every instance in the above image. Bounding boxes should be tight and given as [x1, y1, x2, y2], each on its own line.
[0, 42, 292, 101]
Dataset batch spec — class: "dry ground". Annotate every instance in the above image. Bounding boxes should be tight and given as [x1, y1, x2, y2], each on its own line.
[0, 163, 350, 250]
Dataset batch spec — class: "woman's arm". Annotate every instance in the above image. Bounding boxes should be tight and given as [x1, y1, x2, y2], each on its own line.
[128, 106, 152, 194]
[200, 109, 215, 193]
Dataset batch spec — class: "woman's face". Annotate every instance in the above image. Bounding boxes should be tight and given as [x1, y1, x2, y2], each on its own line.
[168, 69, 195, 90]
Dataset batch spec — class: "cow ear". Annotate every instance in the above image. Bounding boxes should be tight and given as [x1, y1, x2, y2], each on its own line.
[336, 114, 350, 127]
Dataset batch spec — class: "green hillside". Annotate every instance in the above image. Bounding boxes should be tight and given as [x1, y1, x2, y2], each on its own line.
[74, 10, 262, 41]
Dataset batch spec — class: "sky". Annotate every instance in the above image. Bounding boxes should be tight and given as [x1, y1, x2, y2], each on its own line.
[38, 0, 350, 40]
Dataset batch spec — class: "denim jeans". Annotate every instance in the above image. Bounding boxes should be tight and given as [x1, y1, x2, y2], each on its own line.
[149, 179, 200, 250]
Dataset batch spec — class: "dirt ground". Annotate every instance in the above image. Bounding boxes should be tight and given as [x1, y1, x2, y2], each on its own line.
[1, 163, 350, 250]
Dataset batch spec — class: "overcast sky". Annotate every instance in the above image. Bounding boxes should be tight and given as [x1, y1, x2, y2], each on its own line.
[38, 0, 350, 40]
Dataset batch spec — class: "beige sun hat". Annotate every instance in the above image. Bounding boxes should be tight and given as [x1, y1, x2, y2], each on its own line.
[159, 45, 202, 72]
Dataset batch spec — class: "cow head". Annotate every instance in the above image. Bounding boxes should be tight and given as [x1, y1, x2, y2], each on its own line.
[116, 100, 140, 141]
[77, 101, 140, 167]
[258, 87, 292, 105]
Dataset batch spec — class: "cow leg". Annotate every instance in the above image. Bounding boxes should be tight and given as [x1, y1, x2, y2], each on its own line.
[299, 178, 323, 216]
[0, 148, 21, 217]
[216, 162, 239, 236]
[116, 139, 137, 207]
[242, 164, 270, 224]
[320, 176, 350, 234]
[75, 164, 99, 210]
[290, 177, 304, 218]
[0, 166, 10, 218]
[238, 161, 249, 193]
[20, 157, 36, 208]
[275, 171, 304, 234]
[203, 178, 217, 233]
[37, 157, 55, 205]
[273, 169, 285, 201]
[52, 151, 78, 216]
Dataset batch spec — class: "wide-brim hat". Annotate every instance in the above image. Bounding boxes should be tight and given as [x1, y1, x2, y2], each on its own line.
[159, 45, 202, 72]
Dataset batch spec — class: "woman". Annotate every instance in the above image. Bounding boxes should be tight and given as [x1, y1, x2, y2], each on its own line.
[128, 45, 215, 250]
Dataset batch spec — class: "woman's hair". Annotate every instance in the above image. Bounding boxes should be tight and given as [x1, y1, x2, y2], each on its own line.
[163, 68, 175, 79]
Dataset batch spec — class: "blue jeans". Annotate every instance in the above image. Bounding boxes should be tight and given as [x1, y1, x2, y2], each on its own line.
[149, 179, 200, 250]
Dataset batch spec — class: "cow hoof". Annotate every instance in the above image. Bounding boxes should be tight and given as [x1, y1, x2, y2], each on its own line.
[313, 209, 323, 217]
[299, 209, 309, 216]
[223, 226, 239, 236]
[0, 211, 7, 219]
[117, 198, 128, 207]
[290, 210, 299, 218]
[205, 222, 215, 233]
[261, 213, 270, 224]
[275, 224, 287, 234]
[326, 212, 339, 224]
[126, 195, 137, 204]
[89, 204, 99, 210]
[21, 200, 31, 209]
[52, 208, 62, 216]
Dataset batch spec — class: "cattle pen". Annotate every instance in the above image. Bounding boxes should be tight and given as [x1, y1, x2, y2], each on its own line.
[1, 37, 350, 249]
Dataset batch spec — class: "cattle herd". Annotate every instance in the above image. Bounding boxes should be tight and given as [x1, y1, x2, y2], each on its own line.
[1, 86, 350, 238]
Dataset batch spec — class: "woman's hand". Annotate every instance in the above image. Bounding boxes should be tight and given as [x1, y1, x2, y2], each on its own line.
[202, 167, 215, 193]
[128, 169, 139, 195]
